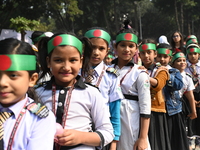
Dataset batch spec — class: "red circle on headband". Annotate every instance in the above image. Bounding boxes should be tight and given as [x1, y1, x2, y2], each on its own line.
[53, 36, 62, 46]
[179, 53, 184, 56]
[124, 33, 132, 41]
[93, 30, 102, 37]
[190, 48, 195, 52]
[142, 44, 148, 50]
[166, 49, 170, 54]
[0, 55, 11, 70]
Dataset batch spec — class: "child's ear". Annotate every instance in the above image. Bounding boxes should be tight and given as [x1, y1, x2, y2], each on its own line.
[29, 73, 38, 87]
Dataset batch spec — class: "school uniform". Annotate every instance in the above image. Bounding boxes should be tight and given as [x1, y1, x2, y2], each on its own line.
[147, 63, 171, 150]
[1, 95, 56, 150]
[112, 59, 151, 150]
[185, 61, 200, 146]
[86, 61, 123, 142]
[36, 75, 114, 150]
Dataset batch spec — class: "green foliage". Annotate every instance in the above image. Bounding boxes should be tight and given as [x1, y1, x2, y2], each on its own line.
[10, 16, 40, 32]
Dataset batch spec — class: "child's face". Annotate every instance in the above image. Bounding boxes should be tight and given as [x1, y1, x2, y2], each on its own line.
[187, 52, 199, 64]
[156, 54, 171, 66]
[172, 57, 187, 72]
[115, 41, 137, 62]
[104, 56, 113, 65]
[0, 71, 37, 107]
[173, 32, 181, 43]
[47, 45, 82, 87]
[90, 38, 108, 67]
[139, 50, 157, 67]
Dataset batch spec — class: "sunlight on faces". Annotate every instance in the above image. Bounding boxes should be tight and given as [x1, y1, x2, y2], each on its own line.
[115, 41, 137, 61]
[187, 52, 199, 64]
[0, 71, 38, 107]
[139, 50, 157, 67]
[47, 45, 82, 87]
[90, 38, 109, 67]
[172, 57, 187, 72]
[156, 54, 171, 66]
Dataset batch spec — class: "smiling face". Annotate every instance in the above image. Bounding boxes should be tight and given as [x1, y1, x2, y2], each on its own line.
[116, 40, 137, 62]
[172, 57, 187, 72]
[0, 71, 38, 107]
[47, 45, 82, 87]
[89, 38, 108, 67]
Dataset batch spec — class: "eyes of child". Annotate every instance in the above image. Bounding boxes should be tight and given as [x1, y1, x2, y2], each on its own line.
[8, 72, 19, 79]
[119, 44, 135, 48]
[53, 58, 78, 63]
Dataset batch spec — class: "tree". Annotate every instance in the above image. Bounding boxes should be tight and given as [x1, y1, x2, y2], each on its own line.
[10, 16, 40, 41]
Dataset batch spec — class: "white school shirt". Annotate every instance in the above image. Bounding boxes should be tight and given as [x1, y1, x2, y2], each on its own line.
[179, 71, 195, 97]
[1, 95, 56, 150]
[90, 61, 123, 105]
[185, 60, 200, 92]
[36, 77, 114, 150]
[112, 62, 151, 150]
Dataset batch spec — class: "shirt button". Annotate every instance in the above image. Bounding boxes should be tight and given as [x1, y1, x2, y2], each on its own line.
[60, 90, 65, 94]
[58, 102, 63, 107]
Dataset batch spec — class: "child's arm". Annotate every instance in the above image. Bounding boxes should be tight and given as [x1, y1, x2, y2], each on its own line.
[134, 117, 150, 150]
[57, 130, 101, 146]
[184, 90, 197, 119]
[109, 100, 121, 150]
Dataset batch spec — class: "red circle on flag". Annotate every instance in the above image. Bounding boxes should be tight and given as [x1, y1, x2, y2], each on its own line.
[124, 33, 132, 41]
[142, 44, 148, 50]
[166, 49, 170, 54]
[53, 36, 63, 46]
[179, 53, 184, 57]
[0, 55, 11, 70]
[93, 30, 102, 37]
[190, 48, 195, 52]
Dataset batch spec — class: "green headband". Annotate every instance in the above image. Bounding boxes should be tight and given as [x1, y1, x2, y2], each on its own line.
[47, 34, 83, 54]
[157, 48, 172, 56]
[33, 32, 53, 43]
[107, 54, 114, 58]
[187, 47, 200, 54]
[172, 52, 186, 63]
[116, 33, 138, 44]
[186, 35, 197, 41]
[139, 43, 156, 51]
[84, 29, 111, 44]
[0, 55, 36, 71]
[186, 38, 198, 46]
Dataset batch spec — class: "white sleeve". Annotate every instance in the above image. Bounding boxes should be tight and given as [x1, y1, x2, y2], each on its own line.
[136, 72, 151, 116]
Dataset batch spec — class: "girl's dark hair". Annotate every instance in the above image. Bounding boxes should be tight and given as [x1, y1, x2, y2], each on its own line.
[37, 32, 93, 80]
[0, 38, 40, 102]
[116, 19, 139, 47]
[157, 43, 172, 49]
[117, 19, 139, 36]
[140, 38, 157, 45]
[31, 31, 44, 44]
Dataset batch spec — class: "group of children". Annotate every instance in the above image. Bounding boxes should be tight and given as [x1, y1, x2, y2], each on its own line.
[0, 20, 200, 150]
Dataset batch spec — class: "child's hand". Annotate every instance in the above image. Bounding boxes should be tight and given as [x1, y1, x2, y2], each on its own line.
[57, 129, 82, 146]
[133, 137, 148, 150]
[188, 112, 197, 120]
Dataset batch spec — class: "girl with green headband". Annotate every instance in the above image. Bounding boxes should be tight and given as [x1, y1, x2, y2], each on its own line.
[112, 21, 151, 150]
[36, 33, 114, 150]
[139, 39, 171, 150]
[171, 52, 197, 149]
[156, 43, 192, 150]
[0, 38, 56, 150]
[184, 44, 200, 149]
[84, 27, 124, 150]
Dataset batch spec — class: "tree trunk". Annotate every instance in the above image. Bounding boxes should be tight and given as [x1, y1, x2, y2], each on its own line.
[174, 0, 180, 31]
[180, 3, 184, 33]
[114, 0, 118, 32]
